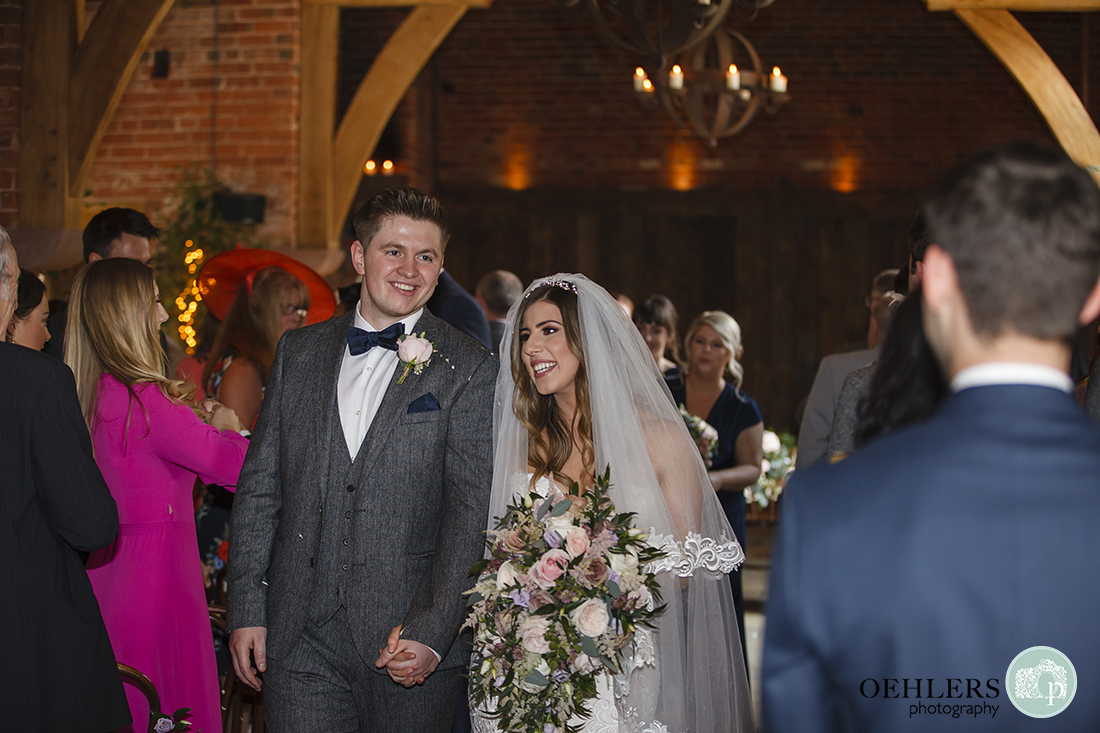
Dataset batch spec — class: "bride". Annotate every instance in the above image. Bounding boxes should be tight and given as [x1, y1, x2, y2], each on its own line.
[471, 274, 756, 733]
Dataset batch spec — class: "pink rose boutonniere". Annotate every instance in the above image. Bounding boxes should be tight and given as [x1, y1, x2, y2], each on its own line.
[396, 332, 435, 384]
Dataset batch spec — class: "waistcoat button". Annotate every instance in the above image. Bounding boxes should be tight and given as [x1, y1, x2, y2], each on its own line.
[346, 484, 356, 492]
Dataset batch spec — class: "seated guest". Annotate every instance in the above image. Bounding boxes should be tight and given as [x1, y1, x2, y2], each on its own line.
[66, 258, 248, 733]
[475, 269, 523, 352]
[667, 310, 762, 662]
[42, 206, 158, 360]
[825, 290, 905, 459]
[634, 294, 683, 377]
[203, 265, 311, 429]
[5, 268, 50, 350]
[1, 232, 132, 733]
[764, 142, 1100, 732]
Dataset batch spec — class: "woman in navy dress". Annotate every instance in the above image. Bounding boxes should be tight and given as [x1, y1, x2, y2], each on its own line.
[668, 310, 763, 658]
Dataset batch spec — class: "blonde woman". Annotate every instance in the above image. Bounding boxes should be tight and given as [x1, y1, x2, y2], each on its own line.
[202, 265, 310, 429]
[667, 310, 762, 661]
[66, 258, 247, 733]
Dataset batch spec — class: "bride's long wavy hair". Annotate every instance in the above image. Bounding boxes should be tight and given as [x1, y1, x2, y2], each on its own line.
[510, 284, 595, 490]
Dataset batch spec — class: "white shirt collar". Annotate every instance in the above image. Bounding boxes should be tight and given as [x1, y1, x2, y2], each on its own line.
[353, 304, 423, 338]
[950, 362, 1073, 394]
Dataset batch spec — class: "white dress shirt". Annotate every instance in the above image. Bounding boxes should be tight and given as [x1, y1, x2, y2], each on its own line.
[950, 361, 1074, 394]
[338, 306, 423, 460]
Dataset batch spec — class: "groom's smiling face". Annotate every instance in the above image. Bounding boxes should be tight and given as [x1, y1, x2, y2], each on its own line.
[352, 214, 444, 328]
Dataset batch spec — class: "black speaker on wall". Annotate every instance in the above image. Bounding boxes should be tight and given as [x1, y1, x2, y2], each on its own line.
[214, 191, 266, 224]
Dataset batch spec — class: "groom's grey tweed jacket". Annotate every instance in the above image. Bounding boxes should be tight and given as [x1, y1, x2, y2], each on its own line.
[227, 309, 497, 671]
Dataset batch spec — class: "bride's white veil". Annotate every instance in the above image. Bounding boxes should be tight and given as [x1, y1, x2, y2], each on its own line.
[489, 273, 755, 733]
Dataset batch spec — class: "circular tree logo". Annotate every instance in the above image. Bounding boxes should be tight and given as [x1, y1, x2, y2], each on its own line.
[1006, 646, 1077, 718]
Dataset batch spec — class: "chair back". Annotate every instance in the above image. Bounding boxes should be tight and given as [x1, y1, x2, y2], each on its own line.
[118, 663, 162, 733]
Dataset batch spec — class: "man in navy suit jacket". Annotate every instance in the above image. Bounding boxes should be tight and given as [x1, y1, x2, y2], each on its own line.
[763, 142, 1100, 732]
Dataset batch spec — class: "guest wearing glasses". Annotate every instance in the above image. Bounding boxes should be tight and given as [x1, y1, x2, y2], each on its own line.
[203, 266, 311, 430]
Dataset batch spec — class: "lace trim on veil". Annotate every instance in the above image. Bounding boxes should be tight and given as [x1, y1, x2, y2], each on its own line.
[644, 532, 745, 577]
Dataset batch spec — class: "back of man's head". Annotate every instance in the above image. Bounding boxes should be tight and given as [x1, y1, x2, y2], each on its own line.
[922, 142, 1100, 343]
[83, 207, 160, 263]
[476, 269, 524, 319]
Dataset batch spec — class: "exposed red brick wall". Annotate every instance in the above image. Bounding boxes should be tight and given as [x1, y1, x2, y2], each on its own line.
[344, 0, 1097, 193]
[0, 0, 19, 229]
[83, 0, 299, 246]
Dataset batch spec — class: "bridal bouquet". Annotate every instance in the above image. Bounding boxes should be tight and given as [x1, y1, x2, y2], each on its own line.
[464, 468, 667, 733]
[678, 404, 719, 466]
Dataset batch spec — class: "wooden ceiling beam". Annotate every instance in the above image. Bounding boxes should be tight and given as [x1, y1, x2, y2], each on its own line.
[955, 8, 1100, 184]
[328, 5, 469, 245]
[299, 4, 340, 249]
[927, 1, 1100, 10]
[68, 0, 175, 197]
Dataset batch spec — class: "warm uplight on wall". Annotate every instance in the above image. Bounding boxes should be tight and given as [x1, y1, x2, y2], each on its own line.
[831, 155, 860, 193]
[505, 149, 531, 190]
[668, 141, 697, 191]
[364, 160, 377, 175]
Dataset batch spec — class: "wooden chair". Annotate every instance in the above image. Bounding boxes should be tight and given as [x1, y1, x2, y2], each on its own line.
[211, 604, 265, 733]
[117, 663, 163, 733]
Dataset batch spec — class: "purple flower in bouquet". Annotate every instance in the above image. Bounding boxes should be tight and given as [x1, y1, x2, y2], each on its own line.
[544, 530, 562, 548]
[510, 588, 531, 608]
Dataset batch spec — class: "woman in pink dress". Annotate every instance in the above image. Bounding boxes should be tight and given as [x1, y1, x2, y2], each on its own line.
[65, 258, 249, 733]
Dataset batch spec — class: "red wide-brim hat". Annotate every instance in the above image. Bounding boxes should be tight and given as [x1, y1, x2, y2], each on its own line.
[197, 248, 336, 326]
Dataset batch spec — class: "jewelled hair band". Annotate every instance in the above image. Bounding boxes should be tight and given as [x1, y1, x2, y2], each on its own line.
[530, 278, 578, 295]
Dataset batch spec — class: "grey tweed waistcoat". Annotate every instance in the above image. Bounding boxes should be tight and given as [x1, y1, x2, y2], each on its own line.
[309, 405, 366, 625]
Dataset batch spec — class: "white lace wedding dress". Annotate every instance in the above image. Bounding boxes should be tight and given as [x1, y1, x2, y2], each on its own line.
[469, 474, 745, 733]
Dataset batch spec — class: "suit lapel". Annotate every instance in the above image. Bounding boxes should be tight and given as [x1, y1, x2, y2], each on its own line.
[354, 311, 445, 480]
[313, 312, 355, 501]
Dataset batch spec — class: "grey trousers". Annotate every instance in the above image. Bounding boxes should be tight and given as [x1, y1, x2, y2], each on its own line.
[264, 607, 463, 733]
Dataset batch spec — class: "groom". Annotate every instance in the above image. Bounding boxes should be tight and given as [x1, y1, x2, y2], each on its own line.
[227, 188, 497, 731]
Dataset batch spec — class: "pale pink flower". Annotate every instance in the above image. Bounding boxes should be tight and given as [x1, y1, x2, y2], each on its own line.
[530, 549, 570, 589]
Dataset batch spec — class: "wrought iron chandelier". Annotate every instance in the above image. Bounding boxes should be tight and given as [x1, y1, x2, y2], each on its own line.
[632, 27, 789, 145]
[551, 0, 776, 59]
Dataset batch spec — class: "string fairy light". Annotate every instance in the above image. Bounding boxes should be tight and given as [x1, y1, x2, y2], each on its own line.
[175, 238, 205, 353]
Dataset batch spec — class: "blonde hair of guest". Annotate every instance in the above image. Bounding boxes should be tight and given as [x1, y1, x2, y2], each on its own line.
[684, 310, 745, 390]
[65, 258, 198, 431]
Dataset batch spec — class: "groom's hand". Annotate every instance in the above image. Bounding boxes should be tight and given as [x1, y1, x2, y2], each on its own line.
[376, 625, 440, 686]
[229, 626, 267, 691]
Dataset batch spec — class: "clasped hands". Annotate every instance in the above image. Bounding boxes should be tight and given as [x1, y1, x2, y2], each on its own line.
[229, 624, 438, 692]
[375, 624, 438, 687]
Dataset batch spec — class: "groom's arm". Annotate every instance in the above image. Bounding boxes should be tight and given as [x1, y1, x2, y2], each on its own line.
[226, 336, 289, 645]
[399, 350, 497, 659]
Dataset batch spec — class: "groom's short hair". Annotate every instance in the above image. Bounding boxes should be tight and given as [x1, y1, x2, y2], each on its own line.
[921, 141, 1100, 343]
[352, 187, 451, 253]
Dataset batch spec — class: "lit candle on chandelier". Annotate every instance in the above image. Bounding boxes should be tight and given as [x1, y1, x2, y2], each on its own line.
[669, 64, 685, 91]
[642, 78, 654, 93]
[770, 66, 788, 93]
[633, 67, 647, 93]
[726, 64, 740, 90]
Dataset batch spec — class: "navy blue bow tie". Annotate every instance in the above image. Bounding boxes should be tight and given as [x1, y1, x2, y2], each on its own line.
[347, 322, 405, 355]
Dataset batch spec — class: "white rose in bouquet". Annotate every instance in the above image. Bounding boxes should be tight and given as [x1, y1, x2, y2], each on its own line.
[571, 598, 610, 637]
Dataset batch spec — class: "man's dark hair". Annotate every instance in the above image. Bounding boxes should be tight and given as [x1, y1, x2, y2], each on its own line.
[352, 187, 450, 253]
[476, 270, 523, 317]
[82, 207, 160, 262]
[13, 268, 47, 321]
[921, 141, 1100, 342]
[908, 211, 931, 274]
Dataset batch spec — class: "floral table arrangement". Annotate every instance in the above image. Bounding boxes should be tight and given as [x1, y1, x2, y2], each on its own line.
[745, 429, 796, 517]
[153, 707, 192, 732]
[464, 468, 666, 733]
